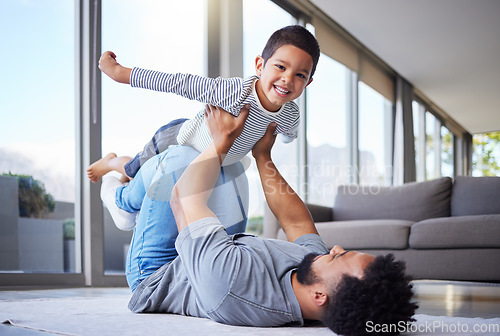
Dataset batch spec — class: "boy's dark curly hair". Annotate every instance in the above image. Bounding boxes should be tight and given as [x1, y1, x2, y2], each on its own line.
[261, 25, 320, 79]
[321, 254, 418, 336]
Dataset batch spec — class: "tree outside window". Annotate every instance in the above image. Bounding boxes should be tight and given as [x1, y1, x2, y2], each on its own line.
[441, 126, 454, 177]
[473, 131, 500, 176]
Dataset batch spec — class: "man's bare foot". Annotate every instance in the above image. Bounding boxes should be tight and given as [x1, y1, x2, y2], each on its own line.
[87, 153, 117, 183]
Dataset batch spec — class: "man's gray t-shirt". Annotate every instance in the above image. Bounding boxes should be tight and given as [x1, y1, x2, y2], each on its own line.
[128, 217, 328, 327]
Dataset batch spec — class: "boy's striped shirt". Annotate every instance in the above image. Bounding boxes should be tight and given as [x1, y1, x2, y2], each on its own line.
[131, 68, 300, 166]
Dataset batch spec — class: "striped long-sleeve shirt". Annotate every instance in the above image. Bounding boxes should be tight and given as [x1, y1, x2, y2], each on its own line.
[130, 68, 300, 166]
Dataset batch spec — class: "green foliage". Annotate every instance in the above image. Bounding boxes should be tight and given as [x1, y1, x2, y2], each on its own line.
[473, 131, 500, 176]
[246, 216, 263, 235]
[1, 172, 55, 218]
[63, 218, 75, 240]
[441, 131, 453, 167]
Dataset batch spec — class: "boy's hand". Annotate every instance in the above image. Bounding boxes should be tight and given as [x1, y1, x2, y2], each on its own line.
[252, 122, 277, 161]
[205, 104, 249, 155]
[98, 51, 131, 84]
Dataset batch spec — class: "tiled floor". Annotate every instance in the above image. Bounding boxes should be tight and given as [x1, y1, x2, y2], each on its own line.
[412, 280, 500, 319]
[0, 280, 499, 335]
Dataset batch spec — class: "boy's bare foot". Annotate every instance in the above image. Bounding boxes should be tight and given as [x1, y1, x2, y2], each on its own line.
[87, 153, 117, 183]
[120, 174, 131, 184]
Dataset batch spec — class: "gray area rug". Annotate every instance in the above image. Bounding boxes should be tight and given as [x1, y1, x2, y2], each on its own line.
[1, 294, 499, 336]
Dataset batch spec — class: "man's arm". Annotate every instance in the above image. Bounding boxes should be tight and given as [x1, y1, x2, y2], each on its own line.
[170, 104, 249, 233]
[252, 124, 318, 242]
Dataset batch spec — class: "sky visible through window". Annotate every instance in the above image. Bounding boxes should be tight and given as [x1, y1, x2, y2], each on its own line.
[0, 0, 76, 202]
[0, 0, 205, 203]
[101, 0, 204, 157]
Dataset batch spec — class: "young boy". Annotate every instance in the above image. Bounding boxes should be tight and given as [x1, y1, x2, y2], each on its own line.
[88, 25, 320, 184]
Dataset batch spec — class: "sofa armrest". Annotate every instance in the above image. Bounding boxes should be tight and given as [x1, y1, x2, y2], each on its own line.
[306, 203, 334, 222]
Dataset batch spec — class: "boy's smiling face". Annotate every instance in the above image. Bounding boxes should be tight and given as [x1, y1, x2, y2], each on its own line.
[255, 44, 314, 112]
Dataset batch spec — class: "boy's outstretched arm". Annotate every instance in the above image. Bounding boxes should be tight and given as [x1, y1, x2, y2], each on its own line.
[170, 104, 249, 233]
[252, 124, 318, 242]
[98, 51, 132, 84]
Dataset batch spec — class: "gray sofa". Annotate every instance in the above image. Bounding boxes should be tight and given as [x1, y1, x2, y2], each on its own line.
[263, 176, 500, 281]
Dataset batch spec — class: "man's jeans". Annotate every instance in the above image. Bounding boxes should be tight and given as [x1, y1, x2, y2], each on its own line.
[115, 145, 249, 291]
[124, 118, 188, 178]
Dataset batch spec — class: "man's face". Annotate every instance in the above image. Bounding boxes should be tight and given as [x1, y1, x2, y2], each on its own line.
[297, 245, 375, 288]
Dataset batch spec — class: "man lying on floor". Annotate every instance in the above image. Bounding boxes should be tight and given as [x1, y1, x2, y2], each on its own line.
[103, 104, 418, 336]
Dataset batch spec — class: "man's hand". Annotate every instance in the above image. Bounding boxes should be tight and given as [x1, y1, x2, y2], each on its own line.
[205, 104, 249, 159]
[98, 51, 132, 84]
[252, 122, 277, 161]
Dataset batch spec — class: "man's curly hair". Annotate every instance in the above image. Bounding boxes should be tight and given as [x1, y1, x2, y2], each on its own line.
[321, 254, 418, 336]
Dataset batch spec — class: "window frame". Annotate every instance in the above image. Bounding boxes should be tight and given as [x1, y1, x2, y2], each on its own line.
[413, 97, 459, 181]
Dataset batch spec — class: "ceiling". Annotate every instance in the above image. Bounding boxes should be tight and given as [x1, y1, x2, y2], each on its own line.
[309, 0, 500, 134]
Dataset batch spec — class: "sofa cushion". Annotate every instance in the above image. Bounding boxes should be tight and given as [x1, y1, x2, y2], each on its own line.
[409, 214, 500, 249]
[277, 220, 414, 249]
[333, 177, 452, 222]
[451, 176, 500, 216]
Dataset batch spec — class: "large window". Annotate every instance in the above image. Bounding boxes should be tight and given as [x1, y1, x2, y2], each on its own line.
[413, 100, 455, 180]
[358, 82, 393, 185]
[425, 112, 439, 180]
[306, 54, 349, 206]
[441, 126, 454, 177]
[413, 100, 425, 181]
[306, 58, 394, 206]
[101, 0, 205, 273]
[243, 0, 296, 233]
[0, 1, 77, 273]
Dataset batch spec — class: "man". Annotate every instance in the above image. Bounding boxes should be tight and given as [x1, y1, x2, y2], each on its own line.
[115, 105, 417, 335]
